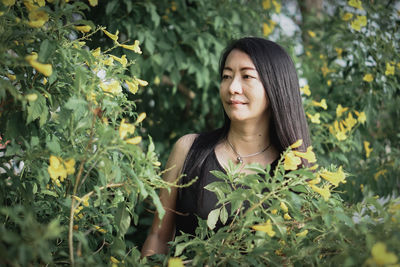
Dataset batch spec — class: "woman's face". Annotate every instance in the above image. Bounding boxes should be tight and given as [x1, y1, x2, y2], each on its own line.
[220, 49, 269, 123]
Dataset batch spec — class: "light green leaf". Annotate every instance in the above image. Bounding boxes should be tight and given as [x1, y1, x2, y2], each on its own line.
[207, 208, 220, 230]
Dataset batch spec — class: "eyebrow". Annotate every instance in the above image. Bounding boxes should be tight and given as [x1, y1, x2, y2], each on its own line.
[223, 66, 257, 71]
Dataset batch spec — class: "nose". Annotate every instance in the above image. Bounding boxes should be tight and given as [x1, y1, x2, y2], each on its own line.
[228, 76, 243, 94]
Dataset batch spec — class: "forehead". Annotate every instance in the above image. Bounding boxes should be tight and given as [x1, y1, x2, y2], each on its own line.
[224, 49, 256, 70]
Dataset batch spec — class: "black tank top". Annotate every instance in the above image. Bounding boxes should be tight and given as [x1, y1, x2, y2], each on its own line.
[175, 136, 278, 236]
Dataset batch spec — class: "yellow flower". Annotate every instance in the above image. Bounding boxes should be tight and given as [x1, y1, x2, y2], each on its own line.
[100, 80, 122, 95]
[92, 47, 101, 58]
[64, 158, 75, 175]
[363, 73, 373, 82]
[168, 257, 185, 267]
[272, 0, 281, 13]
[110, 55, 127, 67]
[263, 21, 276, 37]
[333, 120, 347, 141]
[74, 25, 91, 33]
[308, 30, 316, 38]
[336, 104, 348, 117]
[310, 184, 331, 201]
[154, 76, 161, 85]
[343, 112, 357, 130]
[102, 28, 119, 42]
[348, 0, 363, 10]
[48, 156, 67, 181]
[309, 164, 319, 171]
[369, 242, 398, 266]
[103, 57, 114, 66]
[307, 176, 321, 185]
[271, 209, 278, 215]
[126, 136, 142, 145]
[280, 202, 288, 212]
[307, 112, 320, 124]
[26, 52, 52, 77]
[300, 85, 311, 96]
[27, 9, 49, 28]
[284, 151, 301, 171]
[125, 80, 139, 94]
[351, 15, 367, 31]
[342, 12, 353, 21]
[319, 166, 346, 187]
[120, 40, 142, 54]
[94, 225, 107, 234]
[110, 256, 119, 263]
[251, 219, 276, 237]
[283, 213, 292, 220]
[88, 0, 98, 7]
[363, 141, 373, 158]
[136, 78, 148, 86]
[335, 47, 343, 58]
[262, 0, 271, 9]
[327, 80, 332, 86]
[1, 0, 15, 6]
[360, 184, 364, 192]
[294, 146, 317, 163]
[321, 63, 333, 77]
[374, 169, 387, 181]
[136, 112, 146, 123]
[296, 230, 308, 237]
[290, 139, 303, 149]
[385, 62, 395, 75]
[119, 119, 135, 139]
[354, 110, 366, 124]
[312, 99, 327, 110]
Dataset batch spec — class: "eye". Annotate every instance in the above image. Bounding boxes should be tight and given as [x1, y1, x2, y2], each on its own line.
[243, 74, 255, 79]
[221, 74, 231, 80]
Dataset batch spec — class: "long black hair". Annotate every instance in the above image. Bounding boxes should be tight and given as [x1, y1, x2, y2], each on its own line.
[182, 37, 311, 184]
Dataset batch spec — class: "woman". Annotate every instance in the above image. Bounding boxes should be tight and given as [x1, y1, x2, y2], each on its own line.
[141, 37, 311, 256]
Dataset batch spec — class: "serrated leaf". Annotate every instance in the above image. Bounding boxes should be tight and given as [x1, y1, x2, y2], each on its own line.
[207, 208, 220, 230]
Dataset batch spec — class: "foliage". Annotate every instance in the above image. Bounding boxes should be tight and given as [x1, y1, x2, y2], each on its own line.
[0, 0, 167, 265]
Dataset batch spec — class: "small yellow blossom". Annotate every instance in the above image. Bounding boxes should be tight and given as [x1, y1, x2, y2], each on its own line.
[136, 78, 148, 87]
[335, 47, 343, 58]
[300, 85, 311, 96]
[284, 151, 301, 171]
[360, 184, 364, 192]
[336, 104, 348, 117]
[312, 99, 327, 110]
[354, 110, 366, 124]
[88, 0, 98, 7]
[271, 209, 278, 215]
[364, 141, 373, 158]
[262, 0, 271, 9]
[363, 73, 373, 82]
[290, 139, 303, 149]
[319, 166, 346, 187]
[308, 30, 316, 38]
[154, 76, 161, 85]
[168, 257, 185, 267]
[321, 63, 333, 77]
[74, 25, 91, 33]
[284, 213, 292, 220]
[103, 57, 114, 66]
[351, 15, 367, 31]
[263, 21, 276, 37]
[136, 112, 146, 123]
[280, 202, 288, 213]
[310, 184, 331, 201]
[102, 28, 119, 42]
[343, 112, 357, 130]
[110, 55, 127, 67]
[309, 164, 319, 171]
[296, 230, 308, 237]
[64, 158, 75, 175]
[307, 113, 320, 124]
[119, 119, 135, 139]
[100, 80, 122, 95]
[294, 146, 317, 163]
[120, 40, 142, 54]
[327, 80, 332, 86]
[92, 47, 101, 58]
[251, 219, 276, 237]
[385, 62, 395, 75]
[125, 80, 139, 94]
[369, 242, 398, 266]
[308, 176, 321, 185]
[26, 52, 53, 77]
[342, 12, 353, 21]
[272, 0, 281, 13]
[126, 136, 142, 145]
[27, 9, 49, 28]
[94, 225, 107, 234]
[348, 0, 363, 10]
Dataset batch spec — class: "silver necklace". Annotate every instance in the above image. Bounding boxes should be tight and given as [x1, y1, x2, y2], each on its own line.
[226, 138, 272, 164]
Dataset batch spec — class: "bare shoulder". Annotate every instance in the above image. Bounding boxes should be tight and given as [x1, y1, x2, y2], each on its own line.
[164, 133, 198, 181]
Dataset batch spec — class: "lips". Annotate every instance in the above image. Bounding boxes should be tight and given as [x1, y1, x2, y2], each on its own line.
[229, 99, 247, 105]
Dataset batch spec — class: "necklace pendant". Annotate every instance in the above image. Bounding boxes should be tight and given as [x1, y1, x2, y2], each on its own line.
[237, 156, 243, 164]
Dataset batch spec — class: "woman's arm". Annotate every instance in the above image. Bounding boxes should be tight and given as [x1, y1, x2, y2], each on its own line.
[141, 133, 198, 257]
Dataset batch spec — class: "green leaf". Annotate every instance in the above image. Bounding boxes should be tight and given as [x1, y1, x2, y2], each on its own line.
[115, 203, 131, 237]
[220, 206, 228, 225]
[38, 39, 56, 63]
[26, 94, 48, 126]
[46, 135, 61, 154]
[207, 208, 220, 230]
